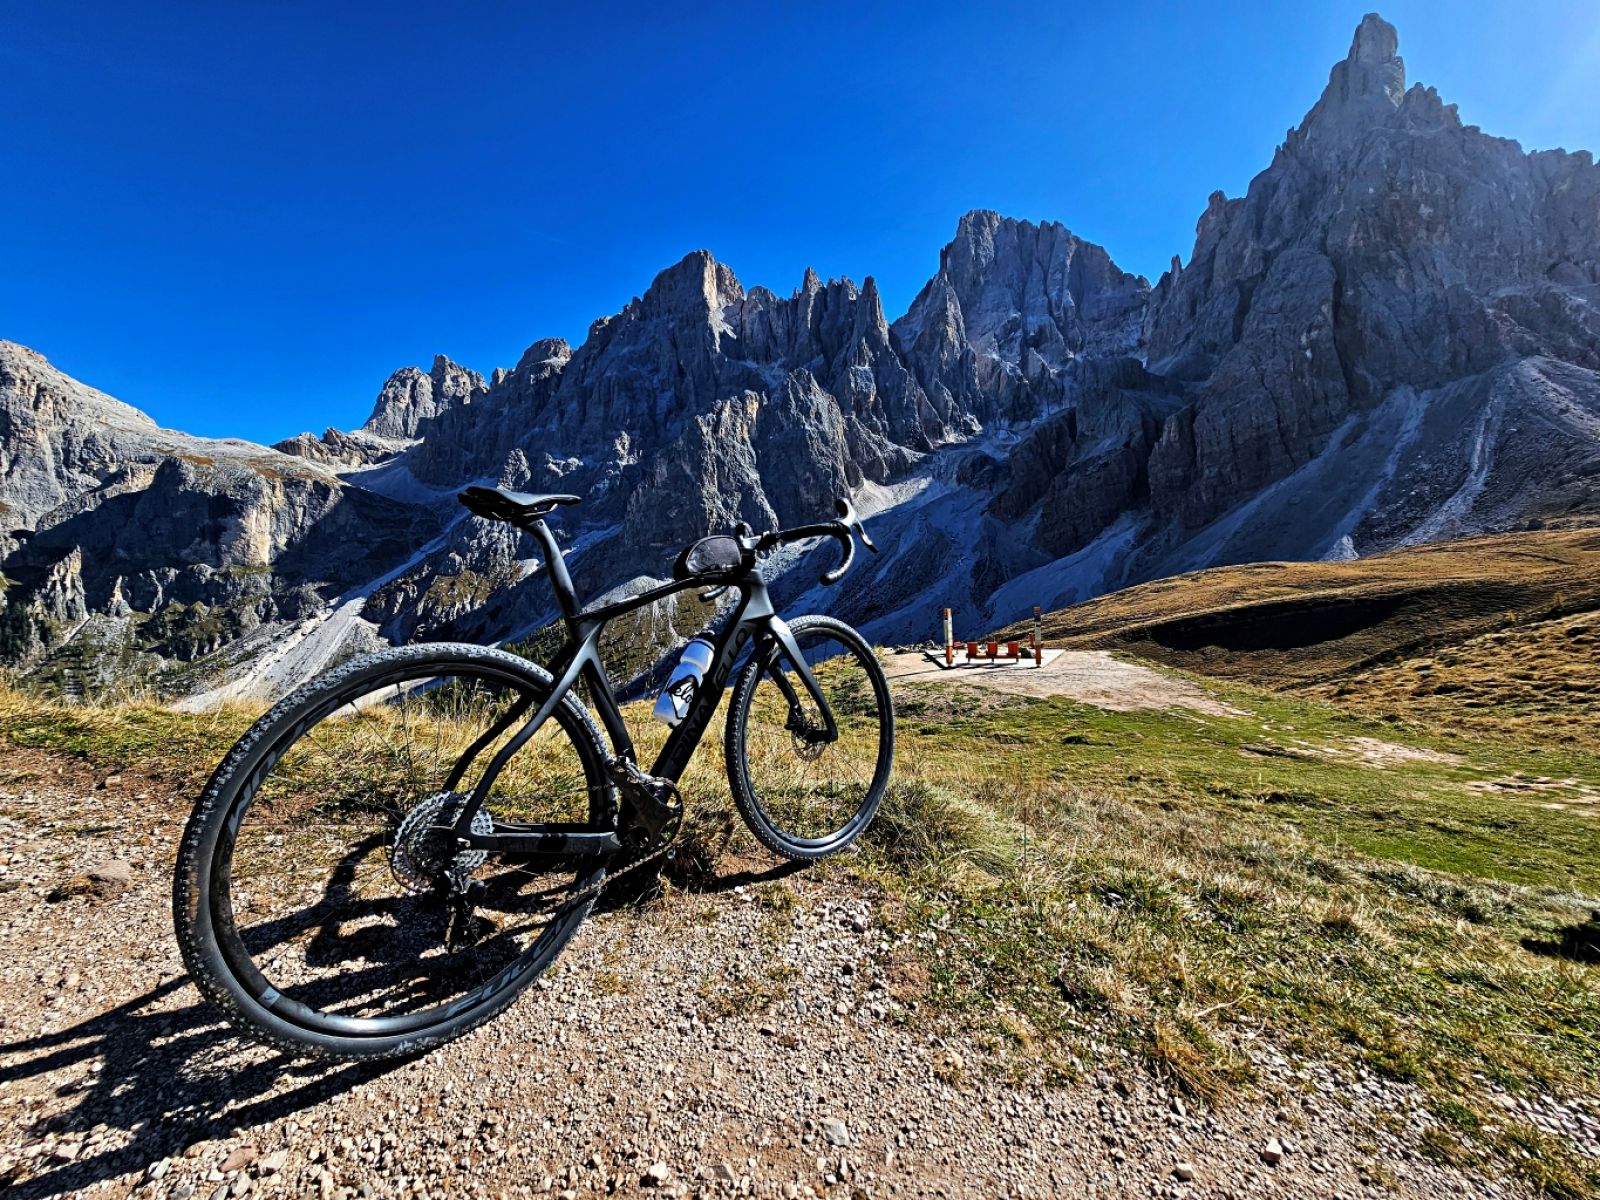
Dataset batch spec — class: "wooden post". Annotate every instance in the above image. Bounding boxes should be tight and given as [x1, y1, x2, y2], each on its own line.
[942, 607, 953, 666]
[1033, 605, 1042, 668]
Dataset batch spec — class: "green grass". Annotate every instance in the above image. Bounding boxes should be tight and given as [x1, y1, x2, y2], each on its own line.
[0, 686, 251, 785]
[1, 658, 1596, 1195]
[860, 674, 1600, 1197]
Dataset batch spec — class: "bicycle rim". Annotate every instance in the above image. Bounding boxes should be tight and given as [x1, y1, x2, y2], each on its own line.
[203, 656, 609, 1042]
[733, 619, 892, 853]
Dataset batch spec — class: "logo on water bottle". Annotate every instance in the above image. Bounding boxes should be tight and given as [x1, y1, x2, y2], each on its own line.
[667, 673, 698, 720]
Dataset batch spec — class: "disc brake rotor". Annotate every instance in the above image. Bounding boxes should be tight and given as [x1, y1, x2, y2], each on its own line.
[786, 707, 831, 761]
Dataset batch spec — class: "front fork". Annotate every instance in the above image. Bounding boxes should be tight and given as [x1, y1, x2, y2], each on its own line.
[757, 618, 840, 745]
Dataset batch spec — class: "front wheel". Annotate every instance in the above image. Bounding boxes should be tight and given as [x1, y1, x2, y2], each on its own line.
[724, 615, 894, 860]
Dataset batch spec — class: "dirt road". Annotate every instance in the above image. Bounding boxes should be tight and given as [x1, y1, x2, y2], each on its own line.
[881, 650, 1239, 716]
[0, 748, 1514, 1200]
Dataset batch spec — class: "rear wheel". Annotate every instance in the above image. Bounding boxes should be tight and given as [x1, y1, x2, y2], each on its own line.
[173, 644, 614, 1060]
[724, 615, 894, 860]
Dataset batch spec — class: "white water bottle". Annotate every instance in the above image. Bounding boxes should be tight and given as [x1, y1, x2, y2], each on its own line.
[653, 635, 715, 726]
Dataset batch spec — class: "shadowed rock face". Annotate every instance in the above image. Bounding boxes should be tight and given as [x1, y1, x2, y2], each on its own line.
[1139, 12, 1600, 538]
[3, 13, 1597, 696]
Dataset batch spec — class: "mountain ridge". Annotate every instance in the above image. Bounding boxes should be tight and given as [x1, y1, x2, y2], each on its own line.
[2, 12, 1596, 701]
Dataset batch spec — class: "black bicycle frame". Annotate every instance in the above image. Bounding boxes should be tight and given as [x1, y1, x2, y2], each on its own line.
[445, 515, 835, 856]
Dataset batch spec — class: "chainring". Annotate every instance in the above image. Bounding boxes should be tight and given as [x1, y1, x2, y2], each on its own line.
[390, 792, 493, 894]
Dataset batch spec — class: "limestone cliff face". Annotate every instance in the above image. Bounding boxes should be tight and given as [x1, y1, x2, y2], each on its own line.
[0, 341, 165, 537]
[383, 230, 1146, 596]
[973, 12, 1599, 590]
[1139, 13, 1600, 541]
[401, 339, 573, 487]
[0, 342, 433, 677]
[274, 355, 488, 467]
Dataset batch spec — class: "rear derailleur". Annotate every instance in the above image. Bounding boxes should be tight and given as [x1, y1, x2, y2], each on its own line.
[443, 872, 490, 952]
[390, 792, 495, 951]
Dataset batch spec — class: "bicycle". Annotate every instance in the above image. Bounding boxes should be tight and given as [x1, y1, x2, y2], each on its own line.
[172, 487, 895, 1060]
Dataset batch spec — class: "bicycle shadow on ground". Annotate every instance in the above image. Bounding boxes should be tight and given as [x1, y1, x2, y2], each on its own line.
[0, 977, 401, 1199]
[597, 848, 810, 911]
[680, 856, 810, 896]
[0, 853, 811, 1197]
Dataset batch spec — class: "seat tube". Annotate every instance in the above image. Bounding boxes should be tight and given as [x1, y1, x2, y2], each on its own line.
[525, 518, 581, 622]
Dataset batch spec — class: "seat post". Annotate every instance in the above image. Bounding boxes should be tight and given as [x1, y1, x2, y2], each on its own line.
[523, 517, 581, 622]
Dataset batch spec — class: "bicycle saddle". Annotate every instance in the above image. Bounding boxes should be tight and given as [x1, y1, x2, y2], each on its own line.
[459, 486, 581, 524]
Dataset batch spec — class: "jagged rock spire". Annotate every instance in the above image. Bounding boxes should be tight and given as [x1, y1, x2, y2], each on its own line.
[362, 355, 486, 439]
[1300, 11, 1406, 140]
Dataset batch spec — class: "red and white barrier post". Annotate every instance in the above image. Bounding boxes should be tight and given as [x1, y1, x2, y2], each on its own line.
[943, 607, 953, 667]
[1033, 605, 1042, 668]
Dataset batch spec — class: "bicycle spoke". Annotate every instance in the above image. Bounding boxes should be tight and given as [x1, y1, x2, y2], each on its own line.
[396, 683, 420, 796]
[205, 657, 611, 1043]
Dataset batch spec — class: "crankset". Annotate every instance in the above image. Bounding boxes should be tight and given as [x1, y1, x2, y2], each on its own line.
[609, 757, 684, 844]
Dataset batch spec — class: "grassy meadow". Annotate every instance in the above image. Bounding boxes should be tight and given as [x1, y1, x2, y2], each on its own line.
[1, 541, 1597, 1194]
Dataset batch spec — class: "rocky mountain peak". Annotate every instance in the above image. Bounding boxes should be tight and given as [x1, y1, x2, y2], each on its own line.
[429, 354, 484, 399]
[918, 210, 1148, 358]
[893, 210, 1150, 425]
[361, 354, 486, 440]
[633, 250, 744, 323]
[1142, 10, 1600, 547]
[1302, 11, 1406, 138]
[1349, 12, 1400, 67]
[857, 275, 886, 327]
[0, 341, 159, 433]
[513, 338, 572, 374]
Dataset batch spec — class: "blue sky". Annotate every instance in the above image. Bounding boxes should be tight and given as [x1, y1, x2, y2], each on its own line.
[2, 1, 1597, 443]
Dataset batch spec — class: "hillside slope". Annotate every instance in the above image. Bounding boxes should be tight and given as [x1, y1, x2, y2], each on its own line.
[1003, 528, 1600, 741]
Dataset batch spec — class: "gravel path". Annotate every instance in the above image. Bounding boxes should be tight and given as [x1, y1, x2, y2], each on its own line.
[881, 651, 1239, 716]
[0, 752, 1541, 1199]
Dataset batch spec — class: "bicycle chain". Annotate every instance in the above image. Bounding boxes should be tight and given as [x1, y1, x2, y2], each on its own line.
[492, 799, 683, 916]
[562, 834, 674, 910]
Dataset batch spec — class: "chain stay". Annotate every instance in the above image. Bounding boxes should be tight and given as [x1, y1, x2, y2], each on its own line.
[438, 761, 684, 949]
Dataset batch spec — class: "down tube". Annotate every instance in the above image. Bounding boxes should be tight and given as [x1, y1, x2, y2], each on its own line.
[650, 610, 767, 781]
